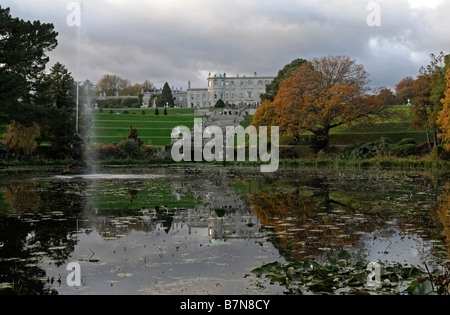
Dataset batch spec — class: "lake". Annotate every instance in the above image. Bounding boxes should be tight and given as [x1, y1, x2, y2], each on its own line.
[0, 165, 448, 295]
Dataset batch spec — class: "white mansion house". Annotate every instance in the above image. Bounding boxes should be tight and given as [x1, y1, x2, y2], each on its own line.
[187, 71, 275, 108]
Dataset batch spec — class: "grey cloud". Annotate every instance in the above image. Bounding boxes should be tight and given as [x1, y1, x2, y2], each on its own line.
[3, 0, 450, 90]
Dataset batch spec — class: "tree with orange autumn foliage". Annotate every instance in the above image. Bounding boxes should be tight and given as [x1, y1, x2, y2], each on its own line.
[253, 56, 390, 152]
[437, 69, 450, 151]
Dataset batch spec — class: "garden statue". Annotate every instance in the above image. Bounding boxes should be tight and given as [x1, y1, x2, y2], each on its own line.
[62, 133, 88, 174]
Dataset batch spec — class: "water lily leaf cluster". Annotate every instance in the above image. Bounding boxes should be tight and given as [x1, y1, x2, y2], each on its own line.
[252, 251, 444, 295]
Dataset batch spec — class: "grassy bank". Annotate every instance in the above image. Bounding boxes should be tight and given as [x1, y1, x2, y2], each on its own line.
[2, 156, 448, 171]
[221, 157, 450, 170]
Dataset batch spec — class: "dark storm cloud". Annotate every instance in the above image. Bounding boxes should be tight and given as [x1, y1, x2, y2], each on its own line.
[2, 0, 450, 90]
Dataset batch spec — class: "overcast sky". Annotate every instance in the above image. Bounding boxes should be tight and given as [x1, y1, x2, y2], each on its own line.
[3, 0, 450, 91]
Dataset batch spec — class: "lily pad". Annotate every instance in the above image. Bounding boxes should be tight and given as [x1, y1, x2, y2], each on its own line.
[117, 273, 133, 278]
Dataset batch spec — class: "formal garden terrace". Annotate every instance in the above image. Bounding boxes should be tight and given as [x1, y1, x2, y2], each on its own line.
[82, 106, 427, 148]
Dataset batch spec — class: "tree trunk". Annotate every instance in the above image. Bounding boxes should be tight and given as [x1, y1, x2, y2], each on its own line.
[426, 129, 432, 150]
[312, 129, 330, 154]
[433, 127, 439, 148]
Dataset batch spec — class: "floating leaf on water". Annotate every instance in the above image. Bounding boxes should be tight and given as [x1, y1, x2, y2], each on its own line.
[407, 277, 434, 295]
[338, 250, 352, 261]
[117, 273, 133, 278]
[23, 219, 40, 223]
[0, 283, 13, 289]
[48, 246, 66, 250]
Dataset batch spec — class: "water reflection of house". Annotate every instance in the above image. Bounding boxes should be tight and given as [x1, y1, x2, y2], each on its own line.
[89, 168, 264, 242]
[207, 212, 261, 242]
[170, 170, 262, 242]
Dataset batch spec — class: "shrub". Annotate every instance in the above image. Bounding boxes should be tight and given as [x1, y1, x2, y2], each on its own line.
[122, 110, 129, 114]
[109, 110, 114, 114]
[340, 137, 392, 160]
[100, 144, 118, 160]
[388, 144, 417, 158]
[164, 107, 168, 115]
[121, 98, 138, 108]
[116, 139, 145, 160]
[0, 142, 10, 160]
[142, 145, 158, 158]
[398, 138, 416, 146]
[141, 110, 146, 115]
[98, 108, 103, 113]
[155, 108, 160, 115]
[432, 145, 450, 161]
[416, 143, 432, 156]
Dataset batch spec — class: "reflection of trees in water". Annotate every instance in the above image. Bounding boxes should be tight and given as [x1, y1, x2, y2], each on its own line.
[0, 181, 85, 295]
[250, 187, 377, 261]
[249, 174, 448, 263]
[3, 182, 41, 214]
[436, 184, 450, 261]
[89, 207, 178, 238]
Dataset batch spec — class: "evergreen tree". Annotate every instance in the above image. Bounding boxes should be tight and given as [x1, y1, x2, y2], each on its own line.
[34, 63, 77, 158]
[157, 83, 174, 107]
[0, 6, 58, 125]
[35, 62, 76, 109]
[214, 99, 226, 108]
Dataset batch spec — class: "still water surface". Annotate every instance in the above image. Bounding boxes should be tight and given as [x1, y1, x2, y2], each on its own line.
[0, 166, 448, 295]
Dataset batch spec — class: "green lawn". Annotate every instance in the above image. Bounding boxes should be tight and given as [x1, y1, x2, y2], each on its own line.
[328, 106, 428, 144]
[247, 106, 429, 146]
[86, 110, 203, 146]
